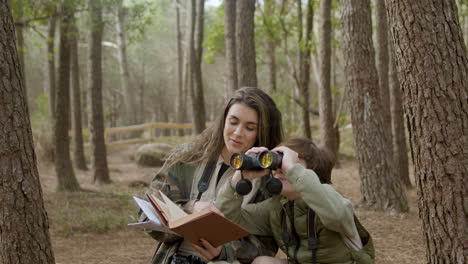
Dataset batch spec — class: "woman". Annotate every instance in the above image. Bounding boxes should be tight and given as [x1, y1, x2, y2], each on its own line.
[143, 87, 283, 264]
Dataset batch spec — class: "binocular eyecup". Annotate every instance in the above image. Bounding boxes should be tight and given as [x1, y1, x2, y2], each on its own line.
[229, 151, 283, 171]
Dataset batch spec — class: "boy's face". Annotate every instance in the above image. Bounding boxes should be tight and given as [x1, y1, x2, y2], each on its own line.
[273, 158, 307, 200]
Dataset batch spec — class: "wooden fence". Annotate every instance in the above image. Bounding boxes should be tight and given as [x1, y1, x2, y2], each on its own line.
[84, 122, 195, 148]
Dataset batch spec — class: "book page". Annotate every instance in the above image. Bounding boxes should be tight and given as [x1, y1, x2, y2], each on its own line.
[169, 207, 213, 229]
[128, 196, 176, 234]
[146, 193, 170, 225]
[158, 191, 188, 221]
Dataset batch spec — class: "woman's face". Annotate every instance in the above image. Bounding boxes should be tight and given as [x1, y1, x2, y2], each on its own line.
[222, 103, 259, 157]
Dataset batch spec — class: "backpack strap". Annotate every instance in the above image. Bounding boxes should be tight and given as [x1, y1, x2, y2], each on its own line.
[196, 160, 217, 200]
[281, 210, 291, 263]
[308, 208, 318, 264]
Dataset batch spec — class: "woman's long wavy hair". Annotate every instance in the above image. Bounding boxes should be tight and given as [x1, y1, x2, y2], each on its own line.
[164, 87, 283, 170]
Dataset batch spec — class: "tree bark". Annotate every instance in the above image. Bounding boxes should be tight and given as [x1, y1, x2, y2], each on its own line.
[191, 0, 206, 134]
[47, 9, 57, 120]
[341, 0, 408, 212]
[385, 0, 468, 262]
[175, 0, 186, 136]
[224, 0, 238, 91]
[236, 0, 257, 88]
[15, 5, 26, 99]
[375, 0, 391, 127]
[297, 0, 313, 139]
[54, 1, 80, 191]
[0, 1, 56, 263]
[116, 0, 138, 126]
[70, 13, 87, 171]
[88, 0, 110, 184]
[318, 0, 338, 156]
[264, 0, 277, 93]
[185, 0, 196, 135]
[388, 32, 411, 188]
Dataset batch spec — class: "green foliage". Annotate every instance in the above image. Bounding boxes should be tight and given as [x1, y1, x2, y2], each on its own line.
[49, 192, 135, 237]
[269, 90, 301, 137]
[124, 0, 159, 44]
[31, 93, 51, 130]
[204, 5, 225, 64]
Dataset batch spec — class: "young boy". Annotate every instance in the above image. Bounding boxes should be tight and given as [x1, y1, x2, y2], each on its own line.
[216, 138, 374, 264]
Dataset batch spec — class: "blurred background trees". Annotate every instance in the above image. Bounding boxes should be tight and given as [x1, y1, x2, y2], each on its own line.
[4, 0, 467, 262]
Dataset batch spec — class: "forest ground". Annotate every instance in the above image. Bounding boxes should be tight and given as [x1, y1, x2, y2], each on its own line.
[38, 141, 425, 264]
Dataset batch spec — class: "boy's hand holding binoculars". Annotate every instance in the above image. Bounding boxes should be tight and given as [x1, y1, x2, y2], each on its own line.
[272, 146, 300, 172]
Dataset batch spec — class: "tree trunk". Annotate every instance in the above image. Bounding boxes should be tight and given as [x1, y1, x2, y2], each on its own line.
[385, 0, 468, 262]
[182, 0, 193, 136]
[264, 0, 277, 93]
[47, 10, 57, 120]
[297, 0, 313, 139]
[236, 0, 257, 88]
[70, 13, 87, 171]
[0, 2, 56, 263]
[185, 0, 196, 135]
[224, 0, 238, 91]
[341, 0, 408, 212]
[139, 57, 145, 122]
[318, 0, 338, 156]
[116, 0, 138, 126]
[54, 1, 80, 192]
[15, 5, 26, 99]
[89, 0, 110, 185]
[388, 32, 411, 188]
[375, 0, 396, 180]
[191, 0, 206, 134]
[175, 0, 186, 136]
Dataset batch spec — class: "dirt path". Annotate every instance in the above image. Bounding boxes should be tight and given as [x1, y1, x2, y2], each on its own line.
[39, 145, 424, 264]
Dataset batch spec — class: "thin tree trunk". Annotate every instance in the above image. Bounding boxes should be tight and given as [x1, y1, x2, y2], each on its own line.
[175, 0, 185, 136]
[388, 35, 411, 188]
[89, 0, 110, 184]
[55, 1, 80, 191]
[116, 0, 137, 125]
[236, 0, 257, 88]
[47, 11, 57, 120]
[224, 0, 238, 91]
[318, 0, 338, 156]
[139, 57, 145, 122]
[264, 0, 277, 93]
[182, 0, 192, 136]
[0, 1, 56, 262]
[297, 0, 313, 139]
[185, 0, 196, 135]
[386, 0, 467, 262]
[341, 0, 408, 212]
[191, 0, 206, 134]
[70, 13, 87, 171]
[375, 0, 395, 170]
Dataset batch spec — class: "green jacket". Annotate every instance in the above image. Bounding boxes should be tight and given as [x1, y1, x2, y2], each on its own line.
[217, 164, 374, 264]
[142, 157, 278, 264]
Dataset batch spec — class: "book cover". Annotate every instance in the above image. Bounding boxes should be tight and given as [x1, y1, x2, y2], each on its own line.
[145, 191, 250, 247]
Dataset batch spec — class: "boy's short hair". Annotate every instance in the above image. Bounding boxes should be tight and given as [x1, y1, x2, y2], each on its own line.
[281, 138, 335, 184]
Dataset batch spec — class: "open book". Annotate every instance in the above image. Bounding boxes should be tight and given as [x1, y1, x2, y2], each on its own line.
[131, 191, 250, 247]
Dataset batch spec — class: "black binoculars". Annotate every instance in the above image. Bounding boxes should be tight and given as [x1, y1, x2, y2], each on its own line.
[229, 151, 283, 196]
[229, 151, 283, 171]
